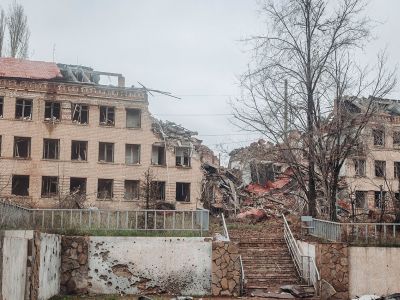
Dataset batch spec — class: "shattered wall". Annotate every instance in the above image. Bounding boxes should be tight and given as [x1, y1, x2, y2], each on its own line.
[211, 241, 241, 296]
[87, 236, 212, 296]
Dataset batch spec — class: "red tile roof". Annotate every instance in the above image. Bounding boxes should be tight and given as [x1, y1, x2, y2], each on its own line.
[0, 57, 62, 80]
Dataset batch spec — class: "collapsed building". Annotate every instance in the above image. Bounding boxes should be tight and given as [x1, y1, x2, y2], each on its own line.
[0, 57, 212, 210]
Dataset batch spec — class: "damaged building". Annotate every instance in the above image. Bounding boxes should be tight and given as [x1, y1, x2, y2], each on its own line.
[0, 57, 209, 210]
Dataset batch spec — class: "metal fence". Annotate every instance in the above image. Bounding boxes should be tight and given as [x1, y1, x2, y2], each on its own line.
[283, 214, 320, 293]
[0, 200, 209, 234]
[311, 218, 400, 245]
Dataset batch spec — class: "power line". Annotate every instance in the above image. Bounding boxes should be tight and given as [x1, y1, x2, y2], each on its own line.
[151, 94, 234, 97]
[154, 113, 233, 116]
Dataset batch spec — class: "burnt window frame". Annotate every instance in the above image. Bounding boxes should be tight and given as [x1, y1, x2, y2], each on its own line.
[175, 147, 191, 167]
[176, 182, 190, 202]
[126, 108, 141, 128]
[374, 160, 386, 178]
[151, 181, 166, 201]
[44, 101, 61, 121]
[98, 142, 114, 163]
[13, 136, 31, 159]
[41, 176, 59, 197]
[43, 138, 60, 160]
[124, 180, 140, 201]
[71, 103, 89, 124]
[97, 179, 114, 200]
[99, 106, 115, 126]
[15, 98, 32, 120]
[125, 144, 141, 165]
[71, 140, 88, 161]
[12, 175, 30, 196]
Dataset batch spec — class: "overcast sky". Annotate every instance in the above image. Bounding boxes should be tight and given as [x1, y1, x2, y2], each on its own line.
[1, 0, 400, 162]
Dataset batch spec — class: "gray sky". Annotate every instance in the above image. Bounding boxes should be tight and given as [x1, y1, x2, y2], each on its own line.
[2, 0, 400, 162]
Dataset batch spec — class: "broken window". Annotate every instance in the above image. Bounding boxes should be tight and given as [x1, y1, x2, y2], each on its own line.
[374, 191, 387, 208]
[0, 135, 2, 156]
[15, 99, 32, 120]
[13, 137, 31, 158]
[71, 141, 88, 161]
[151, 181, 165, 200]
[97, 179, 113, 199]
[375, 160, 386, 177]
[394, 131, 400, 147]
[175, 147, 191, 167]
[125, 144, 140, 164]
[126, 109, 141, 128]
[71, 103, 89, 124]
[151, 144, 165, 165]
[124, 180, 140, 200]
[354, 159, 366, 176]
[99, 106, 115, 126]
[99, 142, 114, 162]
[41, 176, 58, 197]
[12, 175, 29, 196]
[43, 139, 60, 160]
[44, 101, 61, 121]
[176, 182, 190, 202]
[70, 177, 86, 195]
[0, 97, 3, 117]
[373, 129, 385, 146]
[354, 191, 366, 208]
[395, 162, 400, 178]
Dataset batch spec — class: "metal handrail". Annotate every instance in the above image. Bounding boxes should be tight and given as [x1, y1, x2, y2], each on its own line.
[282, 214, 320, 294]
[221, 213, 230, 241]
[239, 255, 245, 296]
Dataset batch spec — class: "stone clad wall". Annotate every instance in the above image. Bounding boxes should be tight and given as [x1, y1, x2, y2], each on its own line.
[60, 236, 89, 294]
[315, 243, 349, 300]
[211, 241, 241, 296]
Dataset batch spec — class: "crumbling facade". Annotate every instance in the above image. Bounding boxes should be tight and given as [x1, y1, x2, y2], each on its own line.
[0, 57, 205, 210]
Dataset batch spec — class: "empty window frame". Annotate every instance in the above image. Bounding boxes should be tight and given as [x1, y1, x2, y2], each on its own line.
[13, 137, 31, 158]
[44, 101, 61, 121]
[12, 175, 29, 196]
[0, 135, 2, 156]
[374, 191, 387, 208]
[394, 131, 400, 146]
[395, 162, 400, 178]
[175, 147, 191, 167]
[99, 142, 114, 162]
[15, 99, 32, 120]
[97, 179, 113, 199]
[43, 139, 60, 160]
[71, 103, 89, 124]
[176, 182, 190, 202]
[71, 141, 88, 161]
[126, 109, 141, 128]
[151, 145, 165, 165]
[125, 144, 140, 164]
[0, 97, 3, 117]
[373, 129, 385, 146]
[124, 180, 140, 200]
[41, 176, 58, 197]
[354, 191, 366, 208]
[70, 177, 87, 195]
[375, 160, 386, 177]
[151, 181, 165, 201]
[99, 106, 115, 126]
[354, 159, 366, 176]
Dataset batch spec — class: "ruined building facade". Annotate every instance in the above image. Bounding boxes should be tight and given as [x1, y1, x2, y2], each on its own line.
[0, 58, 203, 210]
[343, 98, 400, 211]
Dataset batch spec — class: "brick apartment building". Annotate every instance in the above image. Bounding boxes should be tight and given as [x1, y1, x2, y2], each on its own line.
[0, 57, 208, 210]
[343, 97, 400, 211]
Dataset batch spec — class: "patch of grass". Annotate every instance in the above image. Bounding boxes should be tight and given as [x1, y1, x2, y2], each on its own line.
[46, 228, 210, 237]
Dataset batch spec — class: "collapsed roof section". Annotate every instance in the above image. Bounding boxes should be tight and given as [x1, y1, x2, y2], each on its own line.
[151, 119, 199, 147]
[342, 96, 400, 116]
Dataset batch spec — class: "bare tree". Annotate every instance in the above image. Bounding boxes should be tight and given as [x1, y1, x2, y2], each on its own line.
[7, 1, 29, 58]
[141, 167, 158, 209]
[233, 0, 396, 220]
[0, 8, 5, 57]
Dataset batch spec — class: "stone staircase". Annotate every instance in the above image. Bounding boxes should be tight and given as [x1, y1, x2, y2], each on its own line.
[229, 220, 316, 298]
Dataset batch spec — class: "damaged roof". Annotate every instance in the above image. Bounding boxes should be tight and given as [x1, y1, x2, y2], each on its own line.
[0, 57, 62, 80]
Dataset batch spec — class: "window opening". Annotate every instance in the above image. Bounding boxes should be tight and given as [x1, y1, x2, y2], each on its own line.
[41, 176, 58, 197]
[125, 144, 140, 164]
[99, 106, 115, 126]
[43, 139, 60, 159]
[126, 109, 141, 128]
[151, 181, 165, 200]
[12, 175, 29, 196]
[70, 177, 86, 195]
[175, 147, 191, 167]
[0, 97, 3, 117]
[374, 191, 387, 208]
[151, 145, 165, 165]
[124, 180, 140, 200]
[373, 129, 384, 146]
[98, 179, 113, 199]
[99, 142, 114, 162]
[354, 191, 366, 208]
[15, 99, 32, 120]
[176, 182, 190, 202]
[72, 103, 89, 124]
[354, 159, 366, 176]
[44, 101, 61, 121]
[71, 141, 87, 161]
[374, 160, 386, 177]
[14, 137, 31, 158]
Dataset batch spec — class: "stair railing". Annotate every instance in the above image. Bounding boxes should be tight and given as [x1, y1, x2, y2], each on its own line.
[282, 214, 320, 294]
[221, 213, 230, 241]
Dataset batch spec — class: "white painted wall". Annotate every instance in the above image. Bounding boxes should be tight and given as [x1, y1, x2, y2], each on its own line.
[38, 233, 61, 300]
[296, 239, 316, 279]
[349, 247, 400, 297]
[88, 236, 212, 296]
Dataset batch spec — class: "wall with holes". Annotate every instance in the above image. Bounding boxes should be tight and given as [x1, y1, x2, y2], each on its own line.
[87, 236, 212, 295]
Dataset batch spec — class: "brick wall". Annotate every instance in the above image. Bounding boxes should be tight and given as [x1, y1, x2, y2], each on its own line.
[0, 79, 202, 210]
